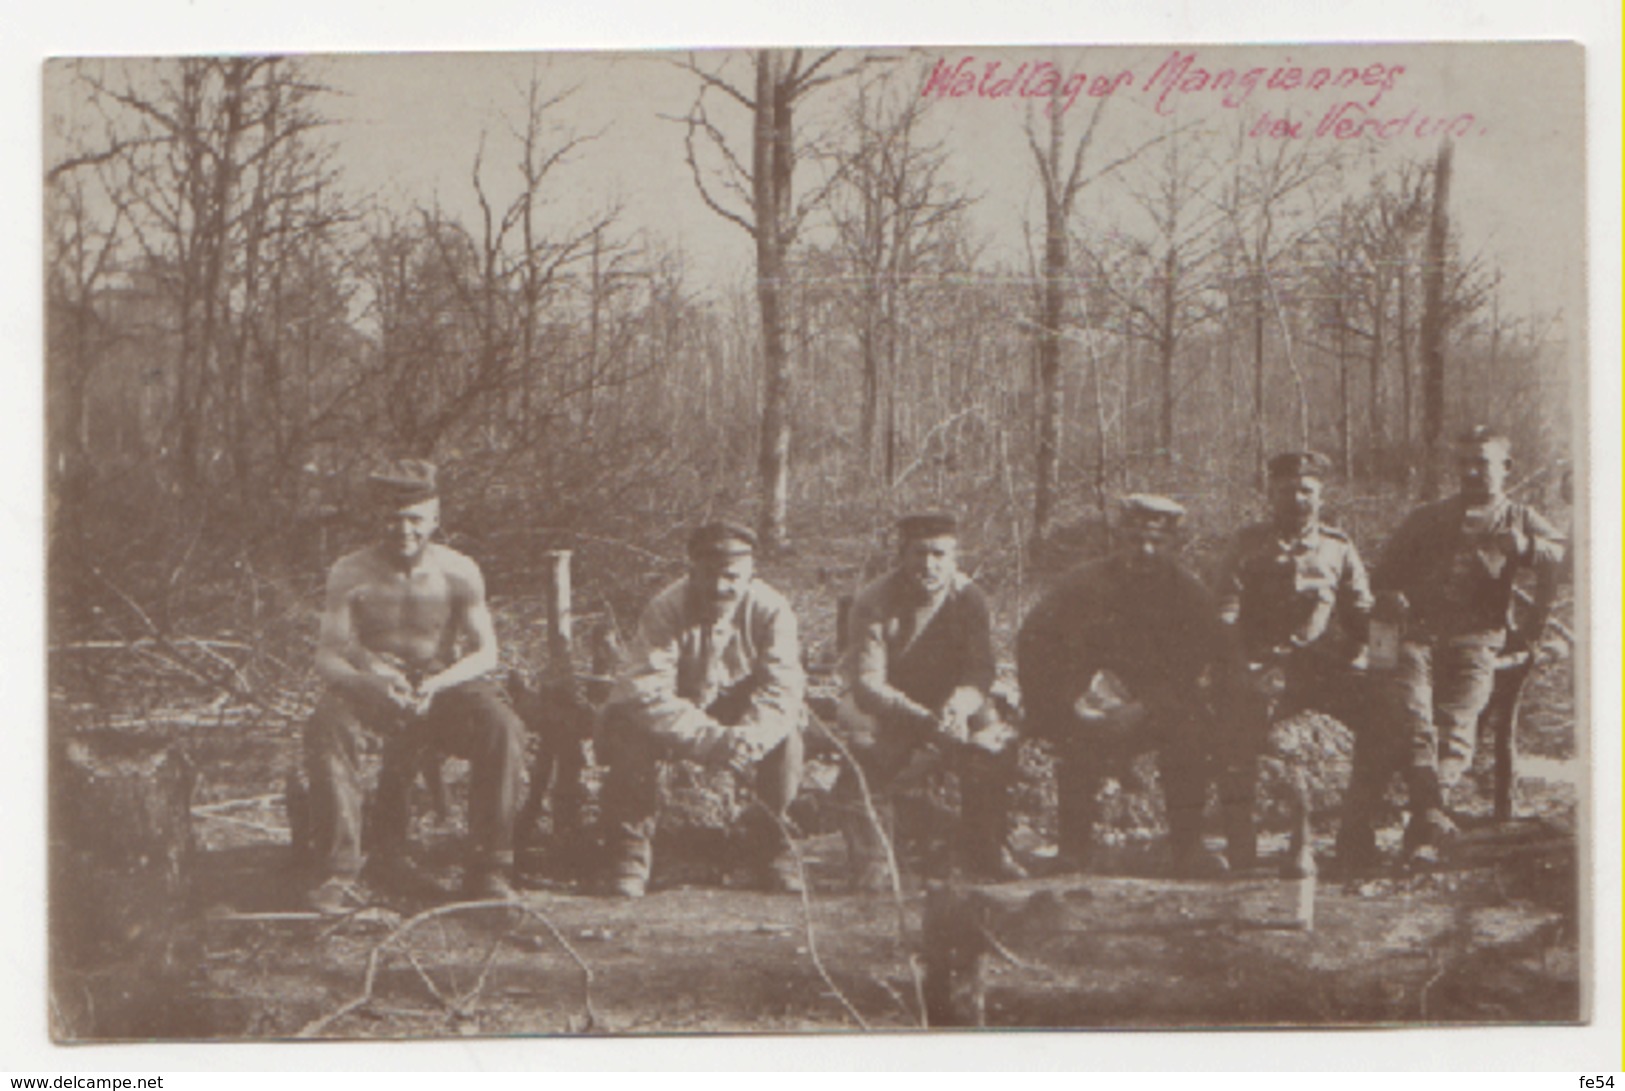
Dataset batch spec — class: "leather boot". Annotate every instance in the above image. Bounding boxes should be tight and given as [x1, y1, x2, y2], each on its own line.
[1402, 765, 1458, 865]
[1333, 819, 1380, 874]
[959, 767, 1028, 882]
[1221, 803, 1258, 873]
[1168, 807, 1230, 879]
[1053, 757, 1099, 874]
[604, 819, 654, 898]
[739, 801, 804, 894]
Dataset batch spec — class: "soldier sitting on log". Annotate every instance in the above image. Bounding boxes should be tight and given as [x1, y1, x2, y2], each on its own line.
[1359, 425, 1565, 866]
[1017, 494, 1235, 878]
[1214, 451, 1375, 877]
[595, 521, 807, 899]
[301, 459, 527, 914]
[833, 511, 1027, 892]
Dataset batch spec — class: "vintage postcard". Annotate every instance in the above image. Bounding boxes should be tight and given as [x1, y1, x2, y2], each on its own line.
[42, 42, 1588, 1042]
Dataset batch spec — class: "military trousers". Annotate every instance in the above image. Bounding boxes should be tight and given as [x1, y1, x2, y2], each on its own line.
[1050, 708, 1213, 862]
[1224, 656, 1384, 860]
[596, 701, 804, 883]
[832, 696, 1019, 876]
[1381, 638, 1501, 788]
[302, 677, 527, 880]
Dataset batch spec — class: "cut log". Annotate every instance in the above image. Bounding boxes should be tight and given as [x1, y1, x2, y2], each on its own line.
[921, 871, 1321, 1027]
[922, 883, 989, 1027]
[50, 730, 203, 1039]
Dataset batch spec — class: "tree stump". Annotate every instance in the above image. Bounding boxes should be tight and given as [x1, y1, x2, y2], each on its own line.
[922, 883, 989, 1027]
[50, 730, 202, 1040]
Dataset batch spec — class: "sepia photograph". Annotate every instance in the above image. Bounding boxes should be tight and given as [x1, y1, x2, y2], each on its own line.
[41, 40, 1591, 1044]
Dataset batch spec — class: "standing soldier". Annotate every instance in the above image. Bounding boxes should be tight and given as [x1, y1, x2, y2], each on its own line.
[1017, 495, 1233, 877]
[302, 459, 528, 914]
[1365, 426, 1565, 864]
[834, 512, 1026, 892]
[596, 521, 806, 898]
[1214, 451, 1374, 875]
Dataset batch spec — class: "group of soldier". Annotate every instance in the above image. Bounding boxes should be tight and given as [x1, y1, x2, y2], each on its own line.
[298, 426, 1564, 915]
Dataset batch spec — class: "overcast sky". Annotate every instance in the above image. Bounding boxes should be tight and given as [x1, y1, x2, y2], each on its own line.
[45, 43, 1584, 325]
[280, 43, 1588, 325]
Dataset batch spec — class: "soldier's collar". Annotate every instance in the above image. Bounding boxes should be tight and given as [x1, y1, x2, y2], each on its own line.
[887, 568, 960, 606]
[1272, 520, 1321, 546]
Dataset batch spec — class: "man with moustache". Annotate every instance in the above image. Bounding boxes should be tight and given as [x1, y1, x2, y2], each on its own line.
[302, 459, 527, 914]
[834, 512, 1026, 892]
[1370, 426, 1565, 863]
[1213, 451, 1375, 874]
[1017, 495, 1234, 877]
[596, 521, 806, 899]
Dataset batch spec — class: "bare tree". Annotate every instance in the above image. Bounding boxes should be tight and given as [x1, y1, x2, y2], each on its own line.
[1086, 129, 1225, 462]
[1215, 124, 1341, 480]
[674, 49, 862, 552]
[1418, 136, 1455, 498]
[1024, 84, 1170, 543]
[829, 66, 973, 482]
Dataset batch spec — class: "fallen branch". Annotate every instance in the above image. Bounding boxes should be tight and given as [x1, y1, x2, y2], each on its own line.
[296, 897, 596, 1037]
[404, 948, 462, 1016]
[210, 911, 328, 923]
[807, 710, 930, 1026]
[458, 930, 509, 1013]
[514, 902, 599, 1032]
[742, 786, 870, 1032]
[192, 793, 284, 814]
[87, 565, 270, 710]
[978, 922, 1066, 979]
[1418, 954, 1448, 1021]
[50, 637, 256, 654]
[190, 810, 289, 839]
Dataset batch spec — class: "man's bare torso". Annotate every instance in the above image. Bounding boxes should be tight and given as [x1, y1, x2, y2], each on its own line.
[331, 542, 477, 674]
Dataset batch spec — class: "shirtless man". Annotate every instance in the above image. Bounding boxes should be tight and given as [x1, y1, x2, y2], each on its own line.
[303, 458, 526, 914]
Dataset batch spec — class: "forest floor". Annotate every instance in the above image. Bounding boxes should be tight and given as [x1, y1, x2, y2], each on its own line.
[47, 531, 1585, 1040]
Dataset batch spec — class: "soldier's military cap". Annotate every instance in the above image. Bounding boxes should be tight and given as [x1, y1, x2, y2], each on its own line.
[897, 511, 959, 540]
[369, 458, 439, 507]
[1266, 450, 1333, 481]
[688, 520, 757, 561]
[1118, 493, 1186, 529]
[1456, 424, 1512, 450]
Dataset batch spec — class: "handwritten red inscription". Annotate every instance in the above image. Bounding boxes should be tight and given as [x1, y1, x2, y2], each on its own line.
[919, 56, 1136, 117]
[921, 51, 1486, 139]
[1141, 51, 1405, 115]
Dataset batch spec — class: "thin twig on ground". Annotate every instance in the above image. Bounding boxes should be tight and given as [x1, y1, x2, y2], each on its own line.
[742, 786, 871, 1032]
[807, 710, 930, 1026]
[192, 793, 284, 813]
[458, 931, 509, 1012]
[295, 897, 595, 1037]
[404, 948, 461, 1015]
[191, 810, 289, 839]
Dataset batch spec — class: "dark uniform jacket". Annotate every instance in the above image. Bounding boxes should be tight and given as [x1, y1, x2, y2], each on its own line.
[1017, 555, 1229, 743]
[843, 571, 996, 726]
[1215, 520, 1374, 665]
[1374, 495, 1564, 646]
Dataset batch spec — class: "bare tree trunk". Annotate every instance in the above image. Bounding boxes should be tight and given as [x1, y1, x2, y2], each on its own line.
[753, 52, 794, 552]
[859, 319, 878, 469]
[1252, 288, 1267, 484]
[1158, 246, 1176, 458]
[1336, 293, 1352, 474]
[1367, 276, 1386, 476]
[1398, 261, 1412, 474]
[1032, 109, 1067, 544]
[1418, 137, 1454, 499]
